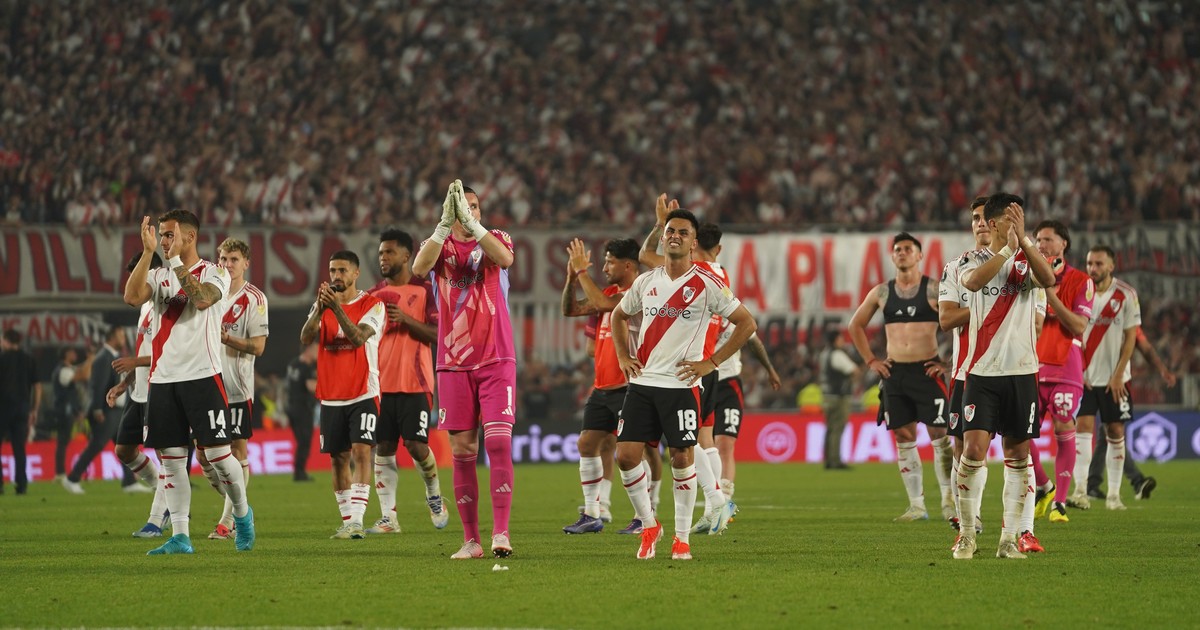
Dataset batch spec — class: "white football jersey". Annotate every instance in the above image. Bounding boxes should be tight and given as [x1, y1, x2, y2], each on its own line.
[960, 248, 1041, 377]
[618, 264, 742, 389]
[145, 260, 229, 384]
[130, 302, 155, 403]
[704, 262, 745, 381]
[219, 282, 270, 403]
[938, 258, 970, 382]
[1082, 279, 1140, 387]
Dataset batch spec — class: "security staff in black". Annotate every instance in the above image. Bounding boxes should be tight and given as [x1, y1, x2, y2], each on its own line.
[849, 232, 954, 522]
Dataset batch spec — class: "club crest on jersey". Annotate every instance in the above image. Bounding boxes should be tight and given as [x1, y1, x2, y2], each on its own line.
[682, 286, 696, 303]
[964, 404, 976, 423]
[906, 306, 916, 317]
[471, 248, 483, 264]
[231, 304, 244, 318]
[1015, 261, 1028, 275]
[1109, 298, 1122, 313]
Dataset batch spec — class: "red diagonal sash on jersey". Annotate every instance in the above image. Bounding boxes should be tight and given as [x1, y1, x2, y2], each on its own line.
[1082, 289, 1126, 367]
[636, 273, 709, 366]
[150, 267, 203, 375]
[222, 292, 250, 329]
[135, 308, 152, 355]
[967, 255, 1027, 373]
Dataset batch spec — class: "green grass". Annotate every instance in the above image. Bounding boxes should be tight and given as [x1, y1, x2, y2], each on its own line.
[1, 460, 1197, 629]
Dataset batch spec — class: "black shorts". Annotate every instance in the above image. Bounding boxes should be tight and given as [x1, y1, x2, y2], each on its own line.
[1078, 386, 1135, 425]
[962, 373, 1039, 439]
[115, 401, 147, 447]
[582, 387, 626, 433]
[882, 359, 949, 431]
[378, 392, 434, 445]
[227, 400, 254, 440]
[699, 371, 718, 427]
[146, 376, 232, 449]
[947, 380, 966, 439]
[320, 398, 381, 453]
[617, 383, 701, 449]
[713, 376, 745, 438]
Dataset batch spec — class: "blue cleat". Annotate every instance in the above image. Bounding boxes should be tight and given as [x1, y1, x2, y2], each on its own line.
[147, 534, 194, 555]
[617, 518, 643, 535]
[234, 506, 256, 551]
[563, 514, 604, 534]
[710, 500, 737, 535]
[132, 523, 163, 538]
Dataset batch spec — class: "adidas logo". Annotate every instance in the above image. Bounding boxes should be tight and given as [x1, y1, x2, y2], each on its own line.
[502, 406, 514, 416]
[895, 310, 904, 316]
[376, 481, 386, 489]
[457, 495, 473, 505]
[232, 427, 242, 435]
[648, 287, 658, 297]
[361, 432, 374, 440]
[495, 483, 512, 493]
[682, 430, 695, 441]
[164, 483, 176, 489]
[215, 430, 226, 439]
[900, 467, 912, 474]
[675, 483, 692, 491]
[1057, 470, 1072, 478]
[417, 429, 427, 437]
[933, 417, 946, 425]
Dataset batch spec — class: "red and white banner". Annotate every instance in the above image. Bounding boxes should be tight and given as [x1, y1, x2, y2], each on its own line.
[3, 224, 1196, 313]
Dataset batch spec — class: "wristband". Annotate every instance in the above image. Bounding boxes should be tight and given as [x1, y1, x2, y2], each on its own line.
[168, 256, 184, 270]
[710, 357, 721, 368]
[429, 224, 452, 244]
[1021, 236, 1034, 249]
[465, 220, 489, 240]
[998, 246, 1014, 260]
[573, 268, 587, 278]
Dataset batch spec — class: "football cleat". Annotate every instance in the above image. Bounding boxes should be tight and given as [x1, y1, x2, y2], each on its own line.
[428, 495, 450, 529]
[1066, 492, 1091, 510]
[690, 513, 713, 535]
[1134, 477, 1157, 500]
[61, 478, 85, 495]
[618, 518, 644, 535]
[952, 535, 977, 560]
[1017, 531, 1045, 553]
[894, 506, 929, 522]
[1106, 496, 1127, 511]
[330, 523, 365, 540]
[491, 533, 513, 558]
[1033, 483, 1055, 519]
[366, 516, 402, 534]
[1048, 503, 1069, 523]
[451, 539, 484, 559]
[637, 520, 663, 559]
[563, 514, 604, 535]
[132, 523, 164, 538]
[1087, 488, 1105, 501]
[996, 539, 1027, 559]
[208, 523, 233, 540]
[147, 534, 194, 555]
[670, 536, 692, 560]
[710, 500, 736, 535]
[234, 507, 256, 551]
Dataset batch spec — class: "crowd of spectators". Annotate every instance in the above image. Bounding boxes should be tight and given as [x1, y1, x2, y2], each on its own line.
[2, 0, 1199, 230]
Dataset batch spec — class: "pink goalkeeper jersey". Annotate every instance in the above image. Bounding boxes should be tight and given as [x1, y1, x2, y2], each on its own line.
[428, 230, 516, 371]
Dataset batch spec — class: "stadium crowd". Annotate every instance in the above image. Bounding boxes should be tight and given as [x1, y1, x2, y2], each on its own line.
[2, 0, 1199, 229]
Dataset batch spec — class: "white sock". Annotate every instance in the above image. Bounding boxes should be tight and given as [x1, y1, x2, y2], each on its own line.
[1001, 458, 1028, 541]
[956, 456, 986, 537]
[644, 460, 661, 512]
[704, 447, 723, 492]
[896, 441, 924, 509]
[693, 445, 725, 516]
[414, 450, 441, 498]
[200, 461, 226, 498]
[206, 445, 248, 518]
[1074, 432, 1093, 496]
[931, 436, 953, 506]
[159, 447, 192, 538]
[620, 466, 654, 525]
[1018, 455, 1036, 535]
[219, 461, 248, 528]
[578, 456, 603, 518]
[1106, 437, 1125, 499]
[149, 472, 169, 528]
[349, 483, 371, 526]
[672, 465, 697, 543]
[126, 451, 159, 487]
[375, 455, 399, 520]
[598, 479, 613, 512]
[720, 478, 735, 500]
[335, 489, 351, 524]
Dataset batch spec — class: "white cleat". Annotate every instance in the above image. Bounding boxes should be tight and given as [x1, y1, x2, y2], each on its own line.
[61, 478, 85, 495]
[996, 539, 1027, 559]
[952, 535, 977, 560]
[491, 533, 513, 558]
[1066, 492, 1091, 510]
[690, 513, 713, 535]
[451, 539, 484, 559]
[427, 495, 450, 530]
[894, 506, 929, 522]
[1106, 496, 1127, 511]
[365, 517, 401, 534]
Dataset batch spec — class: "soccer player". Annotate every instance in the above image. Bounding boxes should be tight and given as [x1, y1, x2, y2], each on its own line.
[560, 236, 645, 534]
[1074, 245, 1140, 511]
[953, 194, 1055, 560]
[849, 232, 954, 523]
[198, 238, 269, 541]
[365, 228, 449, 534]
[300, 250, 385, 539]
[124, 211, 255, 554]
[1084, 327, 1174, 500]
[108, 252, 171, 536]
[610, 208, 759, 561]
[411, 180, 518, 560]
[1027, 221, 1093, 524]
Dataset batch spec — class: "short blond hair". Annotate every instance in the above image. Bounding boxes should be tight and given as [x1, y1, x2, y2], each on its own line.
[219, 237, 250, 259]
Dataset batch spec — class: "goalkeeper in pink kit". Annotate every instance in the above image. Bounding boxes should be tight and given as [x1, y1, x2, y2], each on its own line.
[412, 180, 518, 560]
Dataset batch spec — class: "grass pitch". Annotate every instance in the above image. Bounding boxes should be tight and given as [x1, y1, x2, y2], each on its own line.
[1, 460, 1196, 629]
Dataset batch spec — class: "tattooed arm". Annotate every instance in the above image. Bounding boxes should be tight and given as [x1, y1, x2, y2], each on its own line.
[175, 266, 223, 310]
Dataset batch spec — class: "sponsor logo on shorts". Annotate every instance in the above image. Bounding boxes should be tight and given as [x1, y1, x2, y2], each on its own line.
[964, 404, 976, 423]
